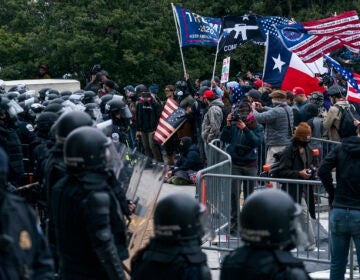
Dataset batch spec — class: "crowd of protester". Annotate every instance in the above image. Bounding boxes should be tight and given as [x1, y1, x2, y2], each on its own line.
[0, 65, 360, 279]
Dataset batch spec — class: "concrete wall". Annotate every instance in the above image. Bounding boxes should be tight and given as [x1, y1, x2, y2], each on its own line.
[4, 79, 81, 93]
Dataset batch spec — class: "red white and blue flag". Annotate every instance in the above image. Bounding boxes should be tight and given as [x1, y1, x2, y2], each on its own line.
[263, 34, 325, 95]
[154, 98, 186, 145]
[324, 54, 360, 104]
[276, 11, 360, 63]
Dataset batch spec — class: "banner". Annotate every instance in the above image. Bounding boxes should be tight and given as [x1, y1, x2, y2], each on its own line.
[218, 14, 264, 53]
[173, 5, 222, 47]
[220, 57, 231, 83]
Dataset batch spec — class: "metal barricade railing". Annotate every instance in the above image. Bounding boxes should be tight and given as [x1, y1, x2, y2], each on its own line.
[198, 174, 336, 267]
[195, 139, 232, 201]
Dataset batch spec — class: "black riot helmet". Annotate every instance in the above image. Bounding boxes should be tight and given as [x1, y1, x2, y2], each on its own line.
[64, 126, 111, 170]
[8, 84, 27, 94]
[154, 192, 207, 240]
[84, 103, 101, 121]
[105, 99, 132, 119]
[38, 87, 51, 101]
[82, 90, 97, 104]
[35, 112, 59, 134]
[100, 94, 113, 113]
[0, 97, 19, 128]
[240, 189, 304, 249]
[54, 111, 93, 144]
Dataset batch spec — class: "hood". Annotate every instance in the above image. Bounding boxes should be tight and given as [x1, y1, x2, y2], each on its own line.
[179, 136, 192, 153]
[342, 136, 360, 155]
[210, 98, 224, 107]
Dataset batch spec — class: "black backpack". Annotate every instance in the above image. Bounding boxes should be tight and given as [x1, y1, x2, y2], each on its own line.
[335, 104, 360, 139]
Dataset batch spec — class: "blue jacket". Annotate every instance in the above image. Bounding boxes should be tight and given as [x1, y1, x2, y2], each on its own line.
[220, 123, 264, 166]
[173, 144, 203, 173]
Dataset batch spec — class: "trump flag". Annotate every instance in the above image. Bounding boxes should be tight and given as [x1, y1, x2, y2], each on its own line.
[154, 99, 186, 145]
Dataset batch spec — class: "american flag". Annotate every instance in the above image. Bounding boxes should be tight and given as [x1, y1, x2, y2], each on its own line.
[324, 54, 360, 104]
[257, 16, 295, 39]
[302, 10, 360, 53]
[277, 11, 360, 63]
[154, 98, 186, 145]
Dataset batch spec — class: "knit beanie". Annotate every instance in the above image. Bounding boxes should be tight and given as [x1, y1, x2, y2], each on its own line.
[294, 122, 312, 142]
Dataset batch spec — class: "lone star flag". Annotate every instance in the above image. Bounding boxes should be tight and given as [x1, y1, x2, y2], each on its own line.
[263, 35, 324, 95]
[154, 99, 186, 145]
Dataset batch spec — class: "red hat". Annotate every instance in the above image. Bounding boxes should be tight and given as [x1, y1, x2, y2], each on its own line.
[292, 86, 305, 95]
[203, 90, 216, 99]
[253, 80, 271, 89]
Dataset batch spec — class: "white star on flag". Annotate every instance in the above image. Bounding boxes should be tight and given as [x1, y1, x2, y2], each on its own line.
[272, 54, 285, 72]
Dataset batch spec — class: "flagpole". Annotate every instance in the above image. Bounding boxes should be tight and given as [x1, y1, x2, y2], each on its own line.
[171, 3, 187, 75]
[211, 33, 222, 87]
[261, 32, 269, 86]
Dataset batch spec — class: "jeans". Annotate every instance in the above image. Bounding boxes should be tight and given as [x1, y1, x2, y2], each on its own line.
[329, 208, 360, 280]
[231, 164, 257, 229]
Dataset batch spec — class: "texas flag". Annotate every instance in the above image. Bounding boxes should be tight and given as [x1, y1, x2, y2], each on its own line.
[263, 34, 325, 95]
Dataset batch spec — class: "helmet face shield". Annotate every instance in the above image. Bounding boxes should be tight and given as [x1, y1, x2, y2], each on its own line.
[105, 141, 125, 179]
[199, 204, 214, 242]
[8, 100, 24, 116]
[290, 203, 310, 249]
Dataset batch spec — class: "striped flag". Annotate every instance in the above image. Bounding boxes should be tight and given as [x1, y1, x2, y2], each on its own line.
[154, 98, 186, 145]
[324, 54, 360, 104]
[277, 11, 360, 63]
[257, 16, 295, 39]
[348, 73, 360, 104]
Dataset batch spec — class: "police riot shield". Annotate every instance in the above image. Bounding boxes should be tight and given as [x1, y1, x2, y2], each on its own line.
[124, 157, 166, 270]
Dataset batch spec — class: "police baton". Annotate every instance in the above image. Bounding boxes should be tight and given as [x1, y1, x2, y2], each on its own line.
[16, 182, 40, 191]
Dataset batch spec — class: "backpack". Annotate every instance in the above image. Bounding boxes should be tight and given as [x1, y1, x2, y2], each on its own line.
[335, 104, 360, 139]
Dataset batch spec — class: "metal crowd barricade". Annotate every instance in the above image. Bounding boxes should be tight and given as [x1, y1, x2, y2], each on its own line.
[198, 174, 340, 271]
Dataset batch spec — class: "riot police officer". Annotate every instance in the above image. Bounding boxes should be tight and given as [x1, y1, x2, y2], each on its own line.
[44, 110, 93, 272]
[220, 189, 311, 280]
[51, 127, 127, 280]
[0, 97, 25, 187]
[131, 192, 211, 280]
[105, 98, 132, 145]
[0, 147, 55, 279]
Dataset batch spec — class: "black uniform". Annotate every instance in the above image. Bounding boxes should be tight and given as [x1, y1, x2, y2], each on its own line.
[0, 126, 25, 187]
[51, 172, 128, 280]
[221, 246, 311, 280]
[131, 192, 211, 280]
[0, 189, 54, 279]
[131, 238, 211, 280]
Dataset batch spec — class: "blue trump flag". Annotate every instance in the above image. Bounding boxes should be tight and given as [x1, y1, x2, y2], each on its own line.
[173, 5, 222, 47]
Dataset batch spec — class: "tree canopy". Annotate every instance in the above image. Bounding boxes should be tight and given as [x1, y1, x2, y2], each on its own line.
[0, 0, 359, 90]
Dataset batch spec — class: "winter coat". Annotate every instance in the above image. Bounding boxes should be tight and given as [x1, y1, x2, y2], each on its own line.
[173, 144, 203, 173]
[136, 99, 162, 133]
[220, 122, 264, 166]
[318, 136, 360, 209]
[278, 143, 315, 219]
[253, 102, 294, 147]
[322, 100, 351, 141]
[201, 99, 224, 144]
